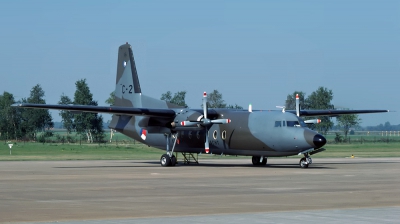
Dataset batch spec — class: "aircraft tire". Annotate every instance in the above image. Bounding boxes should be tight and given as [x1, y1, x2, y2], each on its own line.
[160, 154, 171, 167]
[299, 158, 309, 168]
[252, 156, 261, 166]
[261, 157, 267, 165]
[170, 155, 177, 166]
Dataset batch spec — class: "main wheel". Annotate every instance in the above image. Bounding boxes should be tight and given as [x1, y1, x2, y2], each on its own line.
[170, 155, 177, 166]
[160, 154, 171, 167]
[252, 156, 261, 166]
[299, 157, 309, 168]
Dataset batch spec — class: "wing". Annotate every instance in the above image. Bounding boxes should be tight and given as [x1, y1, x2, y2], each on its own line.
[287, 109, 389, 117]
[12, 103, 176, 118]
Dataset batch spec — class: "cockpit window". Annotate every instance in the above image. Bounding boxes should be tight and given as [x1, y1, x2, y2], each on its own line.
[287, 121, 300, 127]
[275, 119, 304, 128]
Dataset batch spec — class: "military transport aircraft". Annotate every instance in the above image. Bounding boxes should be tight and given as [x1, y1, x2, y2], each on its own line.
[13, 43, 389, 168]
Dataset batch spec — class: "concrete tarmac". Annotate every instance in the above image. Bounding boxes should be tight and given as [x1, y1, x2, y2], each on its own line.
[1, 158, 400, 223]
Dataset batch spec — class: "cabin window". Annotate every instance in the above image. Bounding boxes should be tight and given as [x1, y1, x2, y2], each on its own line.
[188, 131, 192, 139]
[274, 121, 282, 127]
[213, 130, 218, 140]
[196, 131, 200, 139]
[221, 130, 227, 140]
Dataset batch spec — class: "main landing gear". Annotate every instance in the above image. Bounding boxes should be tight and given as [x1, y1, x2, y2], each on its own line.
[252, 156, 267, 166]
[160, 133, 179, 167]
[299, 153, 312, 168]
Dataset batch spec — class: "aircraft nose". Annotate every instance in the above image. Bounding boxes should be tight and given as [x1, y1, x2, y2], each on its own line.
[313, 134, 326, 149]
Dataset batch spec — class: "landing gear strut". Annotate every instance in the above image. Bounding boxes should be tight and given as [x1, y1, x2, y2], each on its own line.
[160, 133, 179, 167]
[299, 153, 312, 168]
[252, 156, 267, 166]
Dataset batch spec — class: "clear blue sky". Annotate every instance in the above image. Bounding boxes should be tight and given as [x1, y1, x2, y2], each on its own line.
[0, 0, 399, 126]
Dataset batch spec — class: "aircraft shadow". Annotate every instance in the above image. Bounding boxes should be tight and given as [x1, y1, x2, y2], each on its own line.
[54, 162, 332, 169]
[54, 166, 138, 169]
[321, 161, 400, 165]
[139, 161, 333, 169]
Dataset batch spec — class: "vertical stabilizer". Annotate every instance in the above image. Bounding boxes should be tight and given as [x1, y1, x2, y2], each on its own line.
[114, 43, 142, 107]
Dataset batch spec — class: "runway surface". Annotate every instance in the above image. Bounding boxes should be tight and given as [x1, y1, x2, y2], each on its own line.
[1, 158, 400, 223]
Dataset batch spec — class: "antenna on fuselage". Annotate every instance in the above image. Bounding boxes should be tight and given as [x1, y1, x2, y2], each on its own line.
[276, 106, 286, 113]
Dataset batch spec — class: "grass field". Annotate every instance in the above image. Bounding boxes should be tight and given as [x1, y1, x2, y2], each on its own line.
[1, 141, 400, 161]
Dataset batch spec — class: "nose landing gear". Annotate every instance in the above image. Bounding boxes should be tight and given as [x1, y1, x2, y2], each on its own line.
[299, 153, 312, 168]
[252, 156, 267, 166]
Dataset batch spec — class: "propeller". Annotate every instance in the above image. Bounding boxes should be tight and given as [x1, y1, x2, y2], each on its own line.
[203, 92, 210, 153]
[296, 94, 321, 124]
[177, 92, 231, 153]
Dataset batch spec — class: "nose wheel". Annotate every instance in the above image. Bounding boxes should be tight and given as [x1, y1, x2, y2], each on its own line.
[299, 153, 312, 168]
[252, 156, 267, 166]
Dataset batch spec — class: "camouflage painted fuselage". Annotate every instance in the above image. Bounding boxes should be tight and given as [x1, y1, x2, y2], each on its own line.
[109, 108, 321, 157]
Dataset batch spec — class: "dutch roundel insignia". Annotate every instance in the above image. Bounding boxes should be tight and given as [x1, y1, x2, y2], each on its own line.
[140, 129, 147, 140]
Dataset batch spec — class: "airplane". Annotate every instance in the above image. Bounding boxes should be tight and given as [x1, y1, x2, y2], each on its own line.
[13, 42, 389, 168]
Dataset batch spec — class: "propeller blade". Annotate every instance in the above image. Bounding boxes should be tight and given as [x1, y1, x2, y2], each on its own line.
[296, 94, 300, 117]
[203, 92, 208, 119]
[211, 119, 231, 124]
[205, 128, 210, 153]
[180, 121, 200, 127]
[304, 119, 321, 124]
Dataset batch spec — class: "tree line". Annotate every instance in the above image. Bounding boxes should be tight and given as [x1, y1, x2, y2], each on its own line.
[0, 85, 53, 141]
[364, 121, 400, 132]
[0, 79, 104, 142]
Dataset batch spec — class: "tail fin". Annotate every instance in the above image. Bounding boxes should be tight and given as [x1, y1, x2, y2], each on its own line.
[113, 43, 180, 109]
[116, 43, 141, 94]
[114, 43, 142, 107]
